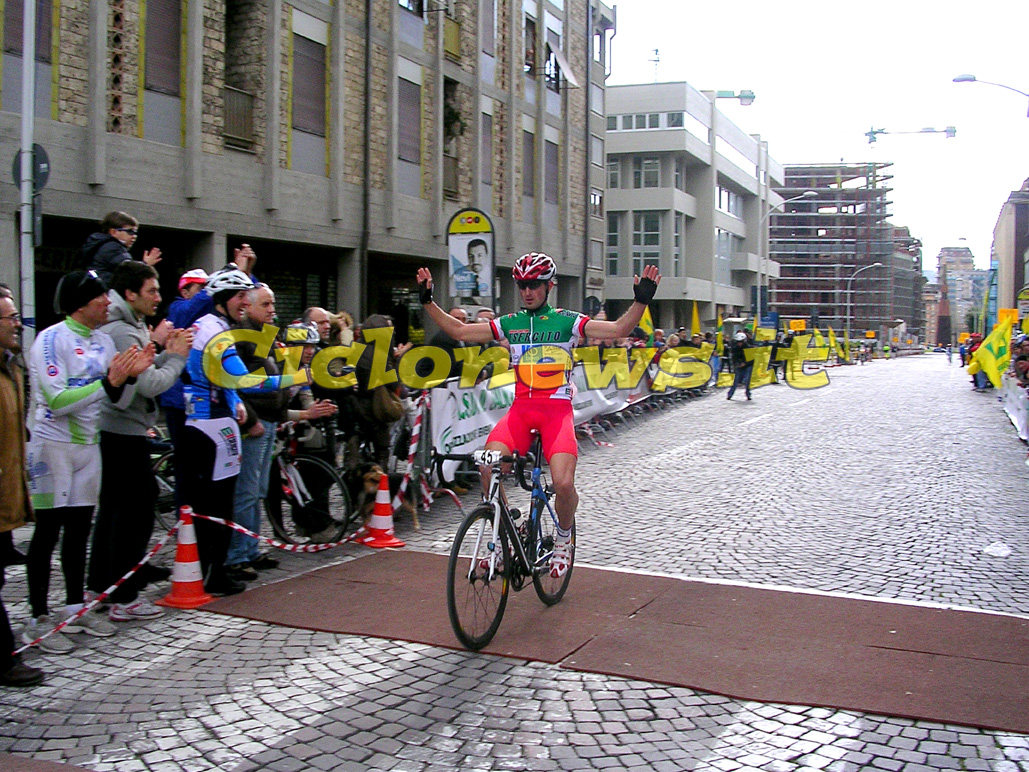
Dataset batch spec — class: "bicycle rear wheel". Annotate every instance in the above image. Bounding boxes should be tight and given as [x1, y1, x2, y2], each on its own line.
[447, 504, 509, 650]
[265, 455, 353, 545]
[152, 450, 178, 532]
[531, 497, 574, 606]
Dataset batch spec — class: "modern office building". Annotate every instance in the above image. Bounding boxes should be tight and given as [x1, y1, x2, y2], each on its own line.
[990, 178, 1029, 325]
[1, 0, 615, 335]
[770, 163, 924, 341]
[935, 246, 990, 336]
[603, 81, 784, 332]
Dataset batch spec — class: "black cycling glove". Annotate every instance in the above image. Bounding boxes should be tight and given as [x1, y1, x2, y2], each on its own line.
[633, 276, 657, 305]
[418, 281, 433, 305]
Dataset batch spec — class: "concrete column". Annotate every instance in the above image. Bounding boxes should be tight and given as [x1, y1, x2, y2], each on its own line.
[263, 0, 282, 212]
[183, 0, 204, 200]
[86, 0, 107, 186]
[329, 0, 346, 221]
[193, 232, 225, 274]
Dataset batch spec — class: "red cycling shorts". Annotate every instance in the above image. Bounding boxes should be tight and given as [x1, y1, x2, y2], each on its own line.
[487, 398, 578, 461]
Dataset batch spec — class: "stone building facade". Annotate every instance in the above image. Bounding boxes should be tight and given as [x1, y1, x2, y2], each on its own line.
[1, 0, 614, 333]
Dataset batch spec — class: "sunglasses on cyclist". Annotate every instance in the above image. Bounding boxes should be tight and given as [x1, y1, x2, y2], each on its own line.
[516, 279, 545, 291]
[116, 227, 139, 235]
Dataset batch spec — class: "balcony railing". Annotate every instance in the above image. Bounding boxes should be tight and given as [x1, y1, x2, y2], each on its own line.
[443, 154, 459, 199]
[224, 86, 255, 152]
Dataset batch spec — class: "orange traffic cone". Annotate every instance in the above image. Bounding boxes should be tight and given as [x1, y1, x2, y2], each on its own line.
[156, 506, 215, 609]
[355, 473, 406, 549]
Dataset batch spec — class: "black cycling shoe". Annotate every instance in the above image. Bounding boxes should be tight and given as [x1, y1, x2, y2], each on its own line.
[248, 554, 280, 571]
[205, 577, 246, 596]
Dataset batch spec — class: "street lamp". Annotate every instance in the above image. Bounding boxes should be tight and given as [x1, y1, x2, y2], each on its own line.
[865, 126, 957, 144]
[845, 262, 884, 346]
[759, 190, 817, 325]
[953, 74, 1029, 117]
[714, 89, 755, 106]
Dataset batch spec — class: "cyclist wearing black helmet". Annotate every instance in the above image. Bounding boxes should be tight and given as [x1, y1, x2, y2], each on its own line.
[416, 255, 660, 578]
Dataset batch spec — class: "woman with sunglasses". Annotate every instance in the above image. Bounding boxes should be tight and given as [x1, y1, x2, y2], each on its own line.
[415, 253, 659, 580]
[80, 211, 162, 287]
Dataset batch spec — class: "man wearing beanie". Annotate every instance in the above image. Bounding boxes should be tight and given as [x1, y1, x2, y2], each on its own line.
[21, 270, 153, 653]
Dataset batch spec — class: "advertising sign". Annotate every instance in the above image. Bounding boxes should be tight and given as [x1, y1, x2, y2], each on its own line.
[998, 307, 1018, 326]
[789, 319, 806, 331]
[447, 208, 494, 303]
[1018, 286, 1029, 319]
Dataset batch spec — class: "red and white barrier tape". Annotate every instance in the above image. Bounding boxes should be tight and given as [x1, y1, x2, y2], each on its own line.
[393, 392, 433, 512]
[190, 513, 362, 552]
[14, 524, 178, 655]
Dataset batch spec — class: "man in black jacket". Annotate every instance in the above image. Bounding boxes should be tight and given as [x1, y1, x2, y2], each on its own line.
[726, 331, 753, 401]
[81, 211, 162, 287]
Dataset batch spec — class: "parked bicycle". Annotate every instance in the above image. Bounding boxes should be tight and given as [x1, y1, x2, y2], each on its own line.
[439, 432, 573, 650]
[264, 422, 354, 545]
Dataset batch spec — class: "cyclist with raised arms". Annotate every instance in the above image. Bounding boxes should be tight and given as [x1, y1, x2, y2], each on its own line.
[416, 253, 660, 578]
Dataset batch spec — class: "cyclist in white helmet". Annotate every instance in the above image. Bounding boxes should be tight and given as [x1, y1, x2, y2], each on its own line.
[416, 254, 660, 578]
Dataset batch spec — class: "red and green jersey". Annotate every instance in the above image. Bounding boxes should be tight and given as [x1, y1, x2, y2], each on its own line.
[489, 304, 589, 400]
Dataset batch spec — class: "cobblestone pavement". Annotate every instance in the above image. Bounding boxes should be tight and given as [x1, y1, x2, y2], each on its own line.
[1, 353, 1027, 771]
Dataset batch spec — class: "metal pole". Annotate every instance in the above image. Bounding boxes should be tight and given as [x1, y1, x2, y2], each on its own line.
[19, 0, 37, 347]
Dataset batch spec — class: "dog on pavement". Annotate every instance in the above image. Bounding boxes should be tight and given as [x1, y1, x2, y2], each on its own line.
[347, 462, 419, 531]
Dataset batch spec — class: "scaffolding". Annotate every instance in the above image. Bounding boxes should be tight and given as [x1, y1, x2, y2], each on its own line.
[770, 163, 916, 338]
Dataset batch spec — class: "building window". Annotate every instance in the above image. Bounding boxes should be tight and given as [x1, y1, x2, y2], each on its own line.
[717, 186, 744, 218]
[606, 115, 617, 131]
[632, 211, 661, 275]
[524, 17, 537, 77]
[399, 0, 423, 14]
[607, 212, 620, 276]
[292, 34, 326, 136]
[482, 0, 495, 56]
[592, 31, 603, 64]
[715, 228, 742, 284]
[590, 239, 603, 269]
[4, 0, 52, 61]
[648, 113, 659, 128]
[590, 188, 603, 219]
[544, 140, 559, 204]
[634, 114, 647, 129]
[522, 130, 535, 197]
[674, 157, 685, 191]
[398, 77, 421, 163]
[607, 157, 619, 189]
[146, 0, 181, 95]
[481, 113, 492, 185]
[544, 32, 561, 93]
[667, 111, 684, 128]
[673, 214, 682, 278]
[591, 134, 603, 166]
[633, 157, 659, 189]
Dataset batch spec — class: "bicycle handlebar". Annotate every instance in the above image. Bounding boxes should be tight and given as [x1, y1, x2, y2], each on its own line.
[435, 450, 537, 493]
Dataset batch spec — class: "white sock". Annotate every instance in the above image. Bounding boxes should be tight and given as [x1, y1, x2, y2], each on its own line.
[555, 524, 571, 543]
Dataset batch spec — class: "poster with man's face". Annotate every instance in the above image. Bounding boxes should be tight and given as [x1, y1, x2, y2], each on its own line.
[449, 234, 492, 299]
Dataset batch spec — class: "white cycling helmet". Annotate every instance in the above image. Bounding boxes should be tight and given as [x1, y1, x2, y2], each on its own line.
[512, 252, 557, 282]
[205, 267, 255, 295]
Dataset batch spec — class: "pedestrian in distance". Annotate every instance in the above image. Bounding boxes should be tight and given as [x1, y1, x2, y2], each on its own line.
[726, 331, 753, 401]
[0, 290, 45, 686]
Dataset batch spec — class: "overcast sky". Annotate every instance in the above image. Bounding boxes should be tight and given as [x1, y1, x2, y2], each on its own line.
[605, 0, 1029, 273]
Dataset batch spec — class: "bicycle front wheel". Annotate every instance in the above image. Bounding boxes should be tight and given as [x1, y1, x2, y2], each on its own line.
[531, 498, 575, 606]
[265, 455, 353, 545]
[152, 450, 178, 532]
[447, 504, 509, 650]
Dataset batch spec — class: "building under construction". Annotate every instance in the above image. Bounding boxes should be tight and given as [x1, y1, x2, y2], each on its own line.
[770, 163, 925, 342]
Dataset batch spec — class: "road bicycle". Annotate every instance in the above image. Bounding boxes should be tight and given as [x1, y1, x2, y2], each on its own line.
[264, 422, 354, 544]
[440, 432, 574, 650]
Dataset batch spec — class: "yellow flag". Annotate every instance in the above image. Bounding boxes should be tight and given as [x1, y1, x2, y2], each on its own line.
[639, 306, 655, 345]
[812, 327, 826, 348]
[1022, 315, 1029, 335]
[716, 311, 724, 355]
[691, 301, 701, 336]
[828, 326, 848, 361]
[972, 319, 1012, 388]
